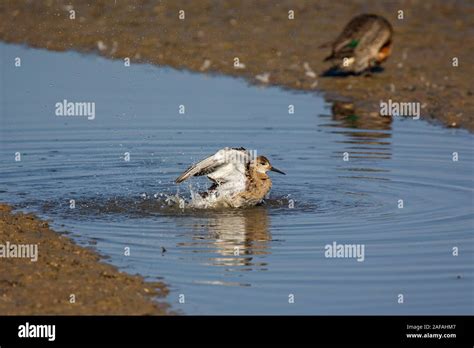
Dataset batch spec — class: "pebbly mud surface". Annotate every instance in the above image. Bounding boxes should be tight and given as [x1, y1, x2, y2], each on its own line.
[0, 0, 472, 131]
[0, 204, 170, 315]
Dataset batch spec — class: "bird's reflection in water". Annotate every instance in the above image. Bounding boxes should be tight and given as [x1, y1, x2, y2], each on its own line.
[330, 101, 392, 131]
[180, 206, 271, 269]
[325, 101, 394, 171]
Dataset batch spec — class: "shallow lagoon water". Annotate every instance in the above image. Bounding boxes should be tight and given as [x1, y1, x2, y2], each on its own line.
[0, 43, 473, 314]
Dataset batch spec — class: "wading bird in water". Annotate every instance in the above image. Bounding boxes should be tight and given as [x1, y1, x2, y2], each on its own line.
[322, 14, 393, 74]
[175, 147, 285, 208]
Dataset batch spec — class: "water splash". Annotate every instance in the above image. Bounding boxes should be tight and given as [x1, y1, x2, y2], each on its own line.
[165, 186, 250, 209]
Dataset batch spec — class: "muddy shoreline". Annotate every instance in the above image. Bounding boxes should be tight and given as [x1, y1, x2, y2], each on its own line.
[0, 0, 473, 131]
[0, 204, 169, 315]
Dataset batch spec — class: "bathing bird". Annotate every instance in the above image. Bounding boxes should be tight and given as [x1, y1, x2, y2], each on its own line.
[322, 14, 393, 74]
[175, 147, 285, 208]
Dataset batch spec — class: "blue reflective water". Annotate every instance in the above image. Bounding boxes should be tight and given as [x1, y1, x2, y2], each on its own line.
[0, 43, 473, 314]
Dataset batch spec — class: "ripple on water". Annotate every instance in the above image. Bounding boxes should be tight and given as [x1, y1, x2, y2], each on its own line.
[0, 43, 472, 314]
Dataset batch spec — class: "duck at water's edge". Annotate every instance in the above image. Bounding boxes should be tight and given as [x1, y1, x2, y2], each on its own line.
[175, 147, 285, 208]
[321, 13, 393, 74]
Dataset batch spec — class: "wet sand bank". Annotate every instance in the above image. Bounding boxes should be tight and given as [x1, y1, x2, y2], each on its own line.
[0, 204, 169, 315]
[0, 0, 472, 131]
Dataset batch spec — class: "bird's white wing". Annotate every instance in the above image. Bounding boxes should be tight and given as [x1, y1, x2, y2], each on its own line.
[175, 147, 250, 184]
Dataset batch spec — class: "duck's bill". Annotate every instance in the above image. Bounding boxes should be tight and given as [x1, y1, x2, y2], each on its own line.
[270, 166, 286, 175]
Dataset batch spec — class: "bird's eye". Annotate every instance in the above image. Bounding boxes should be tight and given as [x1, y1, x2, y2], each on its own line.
[260, 162, 266, 165]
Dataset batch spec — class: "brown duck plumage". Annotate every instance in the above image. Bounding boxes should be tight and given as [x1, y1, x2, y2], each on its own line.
[323, 14, 393, 73]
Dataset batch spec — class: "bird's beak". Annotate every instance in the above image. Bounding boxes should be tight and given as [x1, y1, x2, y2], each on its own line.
[270, 166, 286, 175]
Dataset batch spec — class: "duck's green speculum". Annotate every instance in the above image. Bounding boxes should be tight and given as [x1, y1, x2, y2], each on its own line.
[348, 39, 359, 48]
